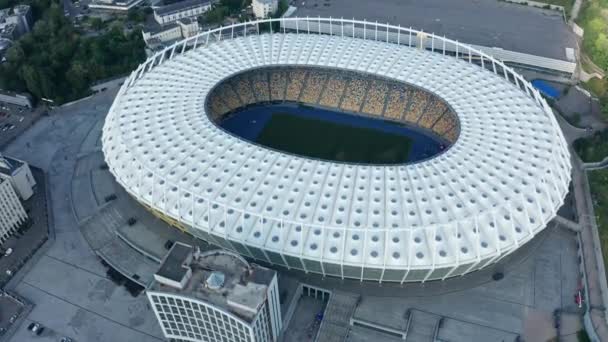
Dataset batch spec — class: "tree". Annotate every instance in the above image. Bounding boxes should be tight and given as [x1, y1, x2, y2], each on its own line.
[127, 7, 147, 23]
[220, 0, 243, 13]
[205, 5, 229, 24]
[90, 17, 104, 31]
[0, 0, 145, 104]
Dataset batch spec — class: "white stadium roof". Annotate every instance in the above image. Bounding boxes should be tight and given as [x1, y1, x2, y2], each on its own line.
[102, 19, 571, 282]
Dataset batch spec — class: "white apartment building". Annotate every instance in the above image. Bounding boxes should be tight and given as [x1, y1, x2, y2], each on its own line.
[0, 4, 32, 40]
[252, 0, 277, 19]
[153, 0, 214, 26]
[0, 178, 27, 245]
[0, 155, 36, 200]
[89, 0, 144, 12]
[147, 243, 282, 342]
[142, 18, 199, 48]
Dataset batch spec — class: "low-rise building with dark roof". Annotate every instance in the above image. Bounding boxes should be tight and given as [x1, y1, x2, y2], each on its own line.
[153, 0, 215, 26]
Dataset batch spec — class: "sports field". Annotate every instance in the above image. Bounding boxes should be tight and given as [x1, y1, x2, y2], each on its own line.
[258, 113, 412, 164]
[219, 103, 444, 164]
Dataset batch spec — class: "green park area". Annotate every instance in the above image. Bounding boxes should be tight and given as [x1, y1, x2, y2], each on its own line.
[0, 0, 145, 105]
[588, 169, 608, 280]
[572, 1, 608, 163]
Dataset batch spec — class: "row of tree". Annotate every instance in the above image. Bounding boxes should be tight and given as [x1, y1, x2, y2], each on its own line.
[579, 0, 608, 72]
[0, 2, 145, 104]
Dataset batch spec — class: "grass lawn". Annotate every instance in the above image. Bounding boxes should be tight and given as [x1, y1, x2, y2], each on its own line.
[588, 169, 608, 282]
[582, 77, 608, 98]
[574, 130, 608, 162]
[257, 113, 412, 164]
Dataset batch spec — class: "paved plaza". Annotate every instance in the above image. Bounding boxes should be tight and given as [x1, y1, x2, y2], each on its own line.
[2, 89, 164, 342]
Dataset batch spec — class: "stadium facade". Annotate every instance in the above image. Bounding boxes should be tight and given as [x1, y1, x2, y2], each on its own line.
[102, 18, 571, 283]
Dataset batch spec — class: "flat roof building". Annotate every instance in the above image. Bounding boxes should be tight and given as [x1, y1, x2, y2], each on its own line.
[147, 243, 282, 342]
[0, 90, 33, 108]
[0, 155, 35, 200]
[89, 0, 145, 12]
[0, 178, 27, 246]
[153, 0, 214, 26]
[142, 18, 199, 49]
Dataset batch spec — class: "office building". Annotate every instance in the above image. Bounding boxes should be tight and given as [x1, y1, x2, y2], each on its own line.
[147, 243, 282, 342]
[252, 0, 277, 19]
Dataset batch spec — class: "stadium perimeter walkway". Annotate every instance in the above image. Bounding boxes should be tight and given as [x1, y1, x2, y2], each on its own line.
[572, 157, 608, 341]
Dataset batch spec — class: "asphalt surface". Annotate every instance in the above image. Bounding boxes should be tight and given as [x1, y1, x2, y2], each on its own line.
[0, 168, 49, 287]
[2, 88, 165, 342]
[290, 0, 577, 60]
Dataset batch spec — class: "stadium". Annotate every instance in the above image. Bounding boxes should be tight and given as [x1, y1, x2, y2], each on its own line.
[102, 18, 571, 283]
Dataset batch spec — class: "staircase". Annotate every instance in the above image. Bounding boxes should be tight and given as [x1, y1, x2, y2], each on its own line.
[405, 310, 441, 342]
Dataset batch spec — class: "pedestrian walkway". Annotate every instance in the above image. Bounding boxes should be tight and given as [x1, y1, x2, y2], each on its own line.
[316, 291, 360, 342]
[571, 158, 608, 340]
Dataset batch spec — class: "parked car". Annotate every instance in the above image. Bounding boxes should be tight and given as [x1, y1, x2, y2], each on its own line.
[29, 322, 43, 335]
[4, 248, 12, 256]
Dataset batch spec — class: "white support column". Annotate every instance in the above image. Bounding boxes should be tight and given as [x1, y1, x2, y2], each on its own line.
[307, 17, 310, 34]
[400, 230, 412, 284]
[385, 22, 389, 43]
[363, 21, 366, 40]
[375, 21, 378, 41]
[397, 25, 400, 45]
[317, 16, 321, 34]
[193, 35, 199, 50]
[329, 17, 333, 35]
[408, 28, 412, 47]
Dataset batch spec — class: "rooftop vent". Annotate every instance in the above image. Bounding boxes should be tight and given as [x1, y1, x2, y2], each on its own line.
[206, 271, 225, 290]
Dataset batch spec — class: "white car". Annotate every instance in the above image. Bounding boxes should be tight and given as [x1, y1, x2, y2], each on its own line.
[4, 248, 12, 256]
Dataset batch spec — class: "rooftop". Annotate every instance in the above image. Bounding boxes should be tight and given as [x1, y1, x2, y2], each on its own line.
[154, 0, 213, 17]
[151, 247, 276, 322]
[155, 242, 192, 282]
[0, 155, 24, 177]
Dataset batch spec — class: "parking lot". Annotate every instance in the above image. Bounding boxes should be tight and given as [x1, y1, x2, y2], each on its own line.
[288, 0, 577, 60]
[0, 103, 43, 150]
[0, 167, 49, 287]
[0, 291, 29, 341]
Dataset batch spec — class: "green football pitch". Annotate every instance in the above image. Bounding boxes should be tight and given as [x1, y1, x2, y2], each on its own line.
[256, 113, 412, 164]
